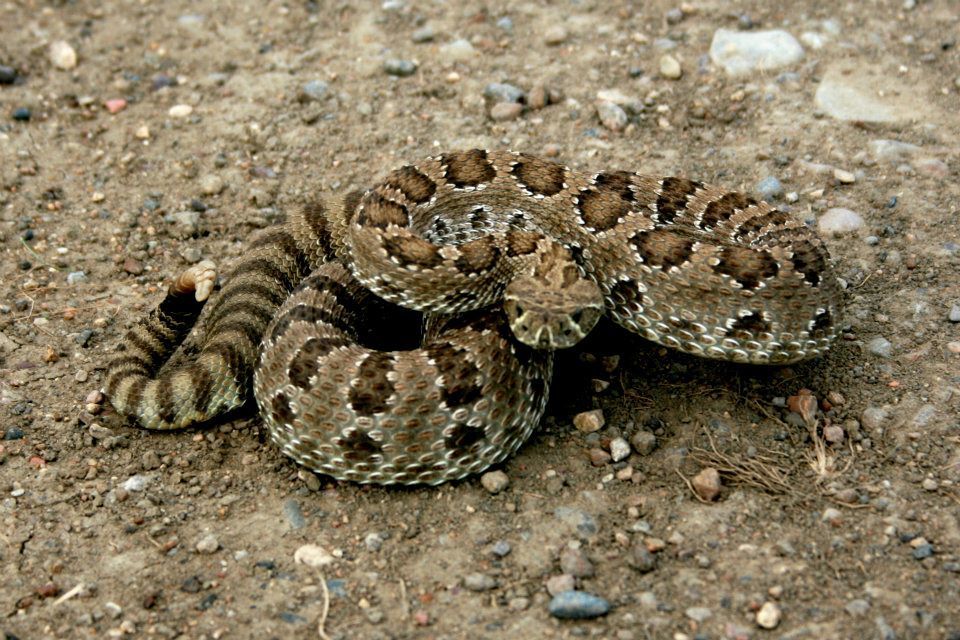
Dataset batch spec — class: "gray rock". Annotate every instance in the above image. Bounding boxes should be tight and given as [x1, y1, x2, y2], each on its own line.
[948, 304, 960, 322]
[685, 606, 713, 622]
[411, 26, 435, 43]
[439, 39, 475, 61]
[462, 573, 498, 591]
[709, 29, 804, 76]
[869, 139, 921, 163]
[845, 598, 871, 616]
[630, 430, 657, 456]
[596, 101, 628, 131]
[283, 499, 306, 529]
[383, 59, 417, 77]
[755, 176, 784, 200]
[483, 82, 525, 104]
[818, 208, 864, 235]
[195, 534, 219, 554]
[816, 75, 903, 123]
[866, 336, 893, 358]
[548, 591, 610, 619]
[67, 271, 87, 285]
[489, 102, 523, 122]
[546, 574, 575, 595]
[301, 80, 329, 101]
[481, 470, 509, 494]
[559, 545, 594, 578]
[364, 532, 384, 551]
[860, 406, 888, 430]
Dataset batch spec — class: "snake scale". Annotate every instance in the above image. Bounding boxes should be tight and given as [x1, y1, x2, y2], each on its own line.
[104, 150, 841, 485]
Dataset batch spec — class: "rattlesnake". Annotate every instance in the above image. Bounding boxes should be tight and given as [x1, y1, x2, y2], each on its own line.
[104, 150, 841, 485]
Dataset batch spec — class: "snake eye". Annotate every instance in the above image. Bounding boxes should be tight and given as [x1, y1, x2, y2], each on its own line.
[570, 310, 584, 325]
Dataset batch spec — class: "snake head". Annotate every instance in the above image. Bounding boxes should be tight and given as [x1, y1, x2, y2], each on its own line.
[503, 275, 604, 349]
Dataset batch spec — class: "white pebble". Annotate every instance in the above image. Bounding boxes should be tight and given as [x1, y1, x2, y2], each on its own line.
[833, 168, 856, 184]
[659, 54, 682, 79]
[609, 437, 631, 462]
[168, 104, 194, 118]
[596, 101, 627, 131]
[818, 208, 864, 235]
[756, 601, 782, 629]
[480, 470, 510, 494]
[439, 39, 476, 61]
[195, 534, 220, 554]
[50, 40, 78, 70]
[294, 544, 334, 567]
[573, 409, 605, 433]
[709, 29, 803, 77]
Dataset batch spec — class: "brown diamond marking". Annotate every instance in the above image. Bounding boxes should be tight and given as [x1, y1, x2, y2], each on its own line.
[348, 352, 396, 416]
[736, 209, 792, 238]
[287, 336, 349, 388]
[789, 239, 825, 286]
[384, 165, 437, 204]
[338, 429, 382, 462]
[444, 423, 486, 459]
[511, 154, 566, 196]
[631, 228, 695, 270]
[655, 177, 703, 224]
[454, 236, 500, 273]
[440, 149, 496, 188]
[700, 192, 758, 230]
[811, 309, 832, 337]
[381, 234, 443, 269]
[270, 391, 297, 426]
[712, 246, 780, 290]
[505, 230, 541, 257]
[357, 192, 409, 229]
[729, 312, 772, 338]
[426, 342, 483, 407]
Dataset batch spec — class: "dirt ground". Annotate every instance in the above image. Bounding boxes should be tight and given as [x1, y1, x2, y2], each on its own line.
[2, 1, 959, 638]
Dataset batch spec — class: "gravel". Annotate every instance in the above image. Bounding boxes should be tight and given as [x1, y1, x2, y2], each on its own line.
[548, 591, 610, 619]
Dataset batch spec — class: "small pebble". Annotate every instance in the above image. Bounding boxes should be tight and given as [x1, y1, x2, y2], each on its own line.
[439, 39, 475, 61]
[383, 59, 417, 77]
[912, 543, 934, 560]
[548, 591, 610, 619]
[818, 208, 865, 235]
[364, 532, 384, 551]
[756, 601, 782, 629]
[123, 257, 144, 275]
[845, 599, 870, 616]
[294, 544, 334, 567]
[659, 54, 682, 79]
[559, 545, 594, 578]
[195, 534, 219, 554]
[544, 25, 569, 46]
[596, 101, 628, 131]
[462, 573, 498, 591]
[50, 40, 78, 69]
[833, 168, 856, 184]
[301, 80, 329, 101]
[12, 107, 31, 121]
[821, 507, 842, 523]
[105, 99, 127, 114]
[122, 474, 150, 492]
[66, 271, 87, 285]
[860, 406, 888, 430]
[283, 499, 306, 529]
[823, 424, 845, 444]
[481, 470, 509, 494]
[692, 467, 722, 501]
[200, 174, 225, 195]
[411, 26, 435, 43]
[0, 65, 17, 84]
[589, 448, 612, 466]
[685, 606, 713, 623]
[866, 336, 893, 358]
[4, 427, 25, 440]
[628, 543, 657, 573]
[573, 409, 604, 433]
[527, 84, 549, 110]
[755, 176, 784, 200]
[483, 82, 525, 104]
[490, 540, 512, 557]
[609, 437, 631, 462]
[168, 104, 193, 118]
[490, 102, 523, 122]
[630, 430, 657, 455]
[546, 574, 575, 595]
[948, 304, 960, 323]
[921, 478, 938, 491]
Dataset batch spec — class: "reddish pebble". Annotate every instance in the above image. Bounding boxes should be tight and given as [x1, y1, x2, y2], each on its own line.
[35, 583, 60, 599]
[413, 610, 429, 626]
[29, 456, 47, 469]
[123, 257, 144, 275]
[105, 98, 127, 114]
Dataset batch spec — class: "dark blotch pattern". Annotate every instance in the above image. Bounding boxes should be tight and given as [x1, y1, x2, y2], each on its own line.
[789, 239, 824, 287]
[735, 209, 792, 238]
[348, 353, 396, 416]
[729, 312, 772, 337]
[609, 278, 645, 310]
[440, 149, 496, 188]
[511, 154, 566, 196]
[444, 423, 486, 458]
[505, 230, 541, 257]
[576, 172, 636, 232]
[426, 342, 483, 407]
[384, 165, 437, 204]
[381, 234, 444, 269]
[454, 237, 500, 273]
[712, 247, 780, 290]
[339, 429, 382, 461]
[811, 309, 832, 336]
[357, 192, 410, 229]
[270, 391, 297, 425]
[699, 192, 758, 230]
[287, 336, 349, 388]
[655, 177, 702, 224]
[301, 199, 334, 256]
[631, 228, 695, 270]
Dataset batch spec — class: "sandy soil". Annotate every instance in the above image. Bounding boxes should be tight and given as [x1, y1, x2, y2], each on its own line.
[2, 1, 959, 638]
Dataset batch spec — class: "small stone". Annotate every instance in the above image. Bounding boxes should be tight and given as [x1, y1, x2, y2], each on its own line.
[0, 65, 17, 84]
[845, 599, 870, 616]
[383, 59, 417, 77]
[548, 591, 610, 619]
[659, 54, 682, 79]
[755, 176, 784, 200]
[544, 25, 569, 46]
[294, 544, 334, 567]
[756, 601, 782, 629]
[709, 29, 803, 76]
[411, 26, 435, 43]
[142, 450, 161, 470]
[439, 39, 475, 61]
[692, 467, 722, 501]
[168, 104, 193, 118]
[481, 470, 509, 494]
[628, 543, 657, 573]
[546, 574, 575, 596]
[180, 247, 203, 264]
[596, 101, 628, 131]
[67, 271, 87, 285]
[50, 41, 78, 70]
[483, 82, 525, 104]
[948, 304, 960, 323]
[589, 448, 612, 466]
[921, 478, 938, 491]
[685, 607, 713, 623]
[490, 102, 523, 121]
[833, 168, 856, 184]
[195, 534, 219, 554]
[821, 507, 842, 523]
[559, 545, 594, 578]
[364, 532, 384, 551]
[823, 425, 845, 444]
[200, 174, 225, 196]
[12, 107, 30, 121]
[912, 543, 934, 560]
[527, 84, 549, 110]
[284, 499, 307, 529]
[463, 573, 498, 591]
[866, 336, 893, 358]
[4, 427, 25, 440]
[300, 80, 329, 101]
[122, 474, 150, 492]
[123, 257, 144, 275]
[104, 601, 123, 619]
[609, 437, 631, 462]
[860, 406, 888, 430]
[573, 409, 605, 433]
[818, 208, 865, 235]
[490, 540, 512, 557]
[105, 99, 127, 114]
[630, 430, 657, 455]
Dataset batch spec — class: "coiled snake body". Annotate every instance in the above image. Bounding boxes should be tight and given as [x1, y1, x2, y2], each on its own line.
[104, 150, 841, 485]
